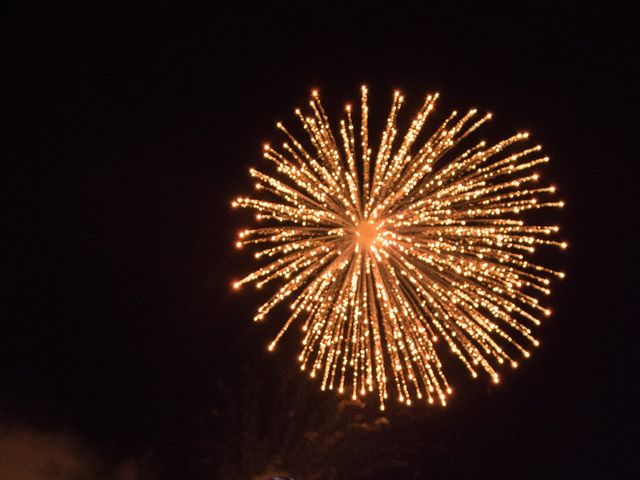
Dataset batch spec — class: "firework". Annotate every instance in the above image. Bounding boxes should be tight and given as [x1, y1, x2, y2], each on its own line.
[232, 87, 565, 410]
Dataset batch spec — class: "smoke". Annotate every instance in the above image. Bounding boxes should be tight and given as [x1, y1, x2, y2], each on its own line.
[0, 423, 150, 480]
[209, 366, 434, 480]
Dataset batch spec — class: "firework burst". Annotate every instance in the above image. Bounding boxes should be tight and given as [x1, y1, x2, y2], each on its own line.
[232, 87, 565, 410]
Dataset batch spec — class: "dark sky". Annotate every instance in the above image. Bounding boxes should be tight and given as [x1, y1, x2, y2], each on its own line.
[3, 3, 637, 479]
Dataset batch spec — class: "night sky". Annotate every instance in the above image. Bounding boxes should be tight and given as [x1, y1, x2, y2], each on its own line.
[3, 3, 637, 479]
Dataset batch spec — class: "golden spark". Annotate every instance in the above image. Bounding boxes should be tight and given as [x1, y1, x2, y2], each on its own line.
[232, 87, 565, 410]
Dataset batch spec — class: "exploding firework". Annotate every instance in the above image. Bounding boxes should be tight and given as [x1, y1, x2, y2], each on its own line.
[232, 87, 565, 410]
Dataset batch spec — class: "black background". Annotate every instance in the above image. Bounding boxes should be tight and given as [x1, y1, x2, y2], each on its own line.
[3, 3, 638, 479]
